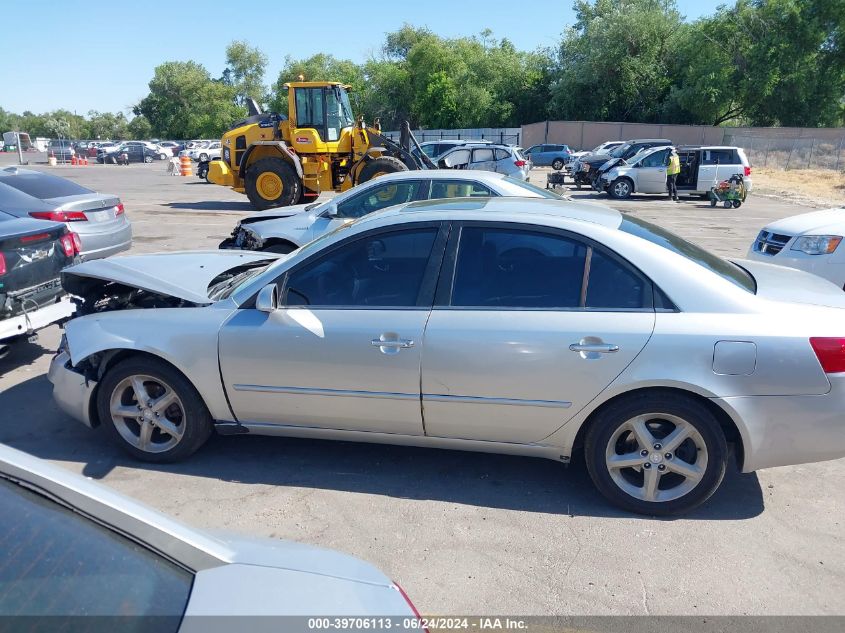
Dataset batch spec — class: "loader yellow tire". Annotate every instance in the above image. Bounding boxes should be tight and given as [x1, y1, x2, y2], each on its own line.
[357, 156, 408, 184]
[245, 158, 300, 210]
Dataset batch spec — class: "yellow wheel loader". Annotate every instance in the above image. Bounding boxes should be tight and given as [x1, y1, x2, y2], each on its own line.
[205, 81, 434, 210]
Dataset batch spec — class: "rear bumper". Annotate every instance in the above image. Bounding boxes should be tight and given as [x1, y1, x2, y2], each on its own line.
[48, 350, 97, 428]
[78, 222, 132, 261]
[715, 374, 845, 472]
[0, 297, 75, 343]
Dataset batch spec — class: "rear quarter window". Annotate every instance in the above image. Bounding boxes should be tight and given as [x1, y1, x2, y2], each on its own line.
[619, 215, 756, 293]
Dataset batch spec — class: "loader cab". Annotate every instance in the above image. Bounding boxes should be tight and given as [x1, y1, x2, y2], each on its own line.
[287, 82, 355, 151]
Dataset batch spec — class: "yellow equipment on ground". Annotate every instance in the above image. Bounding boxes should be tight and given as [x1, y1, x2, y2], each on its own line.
[206, 82, 433, 210]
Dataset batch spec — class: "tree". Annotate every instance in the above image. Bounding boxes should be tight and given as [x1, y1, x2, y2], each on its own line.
[224, 40, 269, 107]
[549, 0, 685, 123]
[87, 110, 129, 139]
[134, 61, 245, 139]
[268, 53, 367, 116]
[127, 115, 152, 140]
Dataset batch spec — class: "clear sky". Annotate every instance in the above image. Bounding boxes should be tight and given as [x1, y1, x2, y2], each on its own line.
[3, 0, 728, 115]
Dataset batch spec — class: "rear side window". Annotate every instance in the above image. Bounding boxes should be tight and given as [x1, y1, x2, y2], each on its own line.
[430, 180, 494, 199]
[702, 149, 739, 165]
[494, 148, 510, 160]
[620, 215, 756, 292]
[0, 477, 191, 622]
[451, 227, 587, 308]
[585, 249, 649, 309]
[472, 148, 495, 163]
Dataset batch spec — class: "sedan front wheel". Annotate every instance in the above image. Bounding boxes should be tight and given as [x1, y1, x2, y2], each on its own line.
[584, 393, 727, 515]
[97, 357, 213, 462]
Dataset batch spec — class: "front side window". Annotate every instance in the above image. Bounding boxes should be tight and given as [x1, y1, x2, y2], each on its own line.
[0, 478, 192, 621]
[336, 180, 424, 219]
[639, 149, 670, 168]
[451, 227, 587, 308]
[430, 180, 494, 199]
[325, 87, 353, 141]
[284, 228, 437, 307]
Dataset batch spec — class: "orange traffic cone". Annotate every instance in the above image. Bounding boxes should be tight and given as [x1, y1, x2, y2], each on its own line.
[82, 156, 88, 166]
[71, 155, 78, 166]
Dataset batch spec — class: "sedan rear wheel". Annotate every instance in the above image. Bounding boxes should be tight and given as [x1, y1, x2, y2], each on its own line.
[585, 393, 727, 515]
[552, 159, 565, 171]
[609, 178, 632, 199]
[97, 357, 213, 462]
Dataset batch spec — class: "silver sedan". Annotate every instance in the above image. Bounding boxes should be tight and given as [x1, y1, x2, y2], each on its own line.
[0, 443, 419, 624]
[50, 197, 845, 515]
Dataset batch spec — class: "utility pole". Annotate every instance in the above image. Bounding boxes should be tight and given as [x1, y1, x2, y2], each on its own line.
[15, 132, 24, 165]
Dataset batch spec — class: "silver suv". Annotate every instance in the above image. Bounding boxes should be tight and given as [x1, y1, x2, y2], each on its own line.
[437, 144, 530, 181]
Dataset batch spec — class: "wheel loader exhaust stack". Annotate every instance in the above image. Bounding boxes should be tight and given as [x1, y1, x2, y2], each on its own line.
[206, 82, 433, 210]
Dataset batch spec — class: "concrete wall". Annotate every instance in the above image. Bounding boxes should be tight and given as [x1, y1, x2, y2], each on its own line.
[523, 120, 845, 151]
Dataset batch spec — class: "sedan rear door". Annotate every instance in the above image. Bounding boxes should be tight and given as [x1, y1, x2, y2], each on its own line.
[420, 222, 655, 444]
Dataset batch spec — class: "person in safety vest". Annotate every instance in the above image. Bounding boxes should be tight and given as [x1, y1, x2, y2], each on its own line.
[666, 148, 681, 202]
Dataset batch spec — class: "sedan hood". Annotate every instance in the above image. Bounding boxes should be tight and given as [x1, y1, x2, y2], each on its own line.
[735, 258, 845, 308]
[63, 250, 276, 304]
[240, 203, 314, 225]
[763, 208, 845, 237]
[580, 152, 613, 166]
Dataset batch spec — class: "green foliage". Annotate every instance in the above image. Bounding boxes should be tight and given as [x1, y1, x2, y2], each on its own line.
[224, 40, 269, 107]
[127, 115, 152, 140]
[134, 61, 245, 139]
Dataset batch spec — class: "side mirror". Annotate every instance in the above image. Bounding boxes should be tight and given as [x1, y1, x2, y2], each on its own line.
[321, 204, 339, 218]
[256, 284, 278, 313]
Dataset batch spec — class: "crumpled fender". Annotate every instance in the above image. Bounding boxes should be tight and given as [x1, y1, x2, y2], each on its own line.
[65, 305, 238, 422]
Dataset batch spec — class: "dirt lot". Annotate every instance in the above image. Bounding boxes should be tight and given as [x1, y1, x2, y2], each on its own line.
[752, 167, 845, 208]
[1, 154, 843, 617]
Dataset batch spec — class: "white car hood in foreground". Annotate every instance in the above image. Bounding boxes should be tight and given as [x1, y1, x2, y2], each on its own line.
[62, 251, 276, 304]
[763, 208, 845, 236]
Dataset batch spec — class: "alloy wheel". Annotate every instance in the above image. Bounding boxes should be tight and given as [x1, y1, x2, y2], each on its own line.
[604, 413, 707, 503]
[109, 374, 186, 453]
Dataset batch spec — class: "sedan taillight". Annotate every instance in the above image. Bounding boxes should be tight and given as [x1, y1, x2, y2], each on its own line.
[115, 203, 125, 215]
[0, 253, 6, 276]
[514, 160, 526, 167]
[71, 232, 83, 254]
[810, 337, 845, 373]
[59, 234, 75, 257]
[30, 210, 87, 222]
[744, 166, 752, 177]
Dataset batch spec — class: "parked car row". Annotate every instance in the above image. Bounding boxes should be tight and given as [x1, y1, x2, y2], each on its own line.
[0, 167, 131, 353]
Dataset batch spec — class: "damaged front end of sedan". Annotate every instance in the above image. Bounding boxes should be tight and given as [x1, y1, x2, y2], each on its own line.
[50, 251, 278, 427]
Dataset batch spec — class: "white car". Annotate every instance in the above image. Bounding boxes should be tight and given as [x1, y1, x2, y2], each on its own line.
[598, 145, 752, 200]
[220, 170, 571, 253]
[570, 141, 623, 161]
[155, 141, 181, 157]
[747, 207, 845, 289]
[188, 141, 221, 162]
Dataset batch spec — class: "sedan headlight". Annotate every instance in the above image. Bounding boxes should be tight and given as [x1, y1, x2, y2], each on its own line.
[790, 235, 843, 255]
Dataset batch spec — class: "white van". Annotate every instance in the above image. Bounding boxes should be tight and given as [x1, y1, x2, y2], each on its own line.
[597, 145, 752, 199]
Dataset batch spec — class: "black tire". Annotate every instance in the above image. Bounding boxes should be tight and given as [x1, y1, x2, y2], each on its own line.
[357, 156, 408, 184]
[96, 356, 213, 463]
[732, 200, 741, 208]
[144, 155, 153, 164]
[264, 241, 296, 254]
[608, 178, 633, 199]
[245, 157, 300, 210]
[723, 200, 732, 208]
[158, 153, 168, 160]
[552, 158, 565, 171]
[584, 392, 728, 516]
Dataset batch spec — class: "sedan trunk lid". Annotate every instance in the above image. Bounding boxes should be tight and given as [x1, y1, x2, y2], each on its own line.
[735, 258, 845, 308]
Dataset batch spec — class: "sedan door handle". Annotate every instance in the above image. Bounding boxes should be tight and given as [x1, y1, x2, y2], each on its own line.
[371, 338, 414, 349]
[569, 343, 619, 353]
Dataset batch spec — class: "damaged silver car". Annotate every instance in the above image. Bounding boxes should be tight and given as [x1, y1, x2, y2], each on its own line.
[50, 198, 845, 515]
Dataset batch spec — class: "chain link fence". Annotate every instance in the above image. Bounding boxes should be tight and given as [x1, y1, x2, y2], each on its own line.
[725, 134, 845, 170]
[383, 128, 521, 145]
